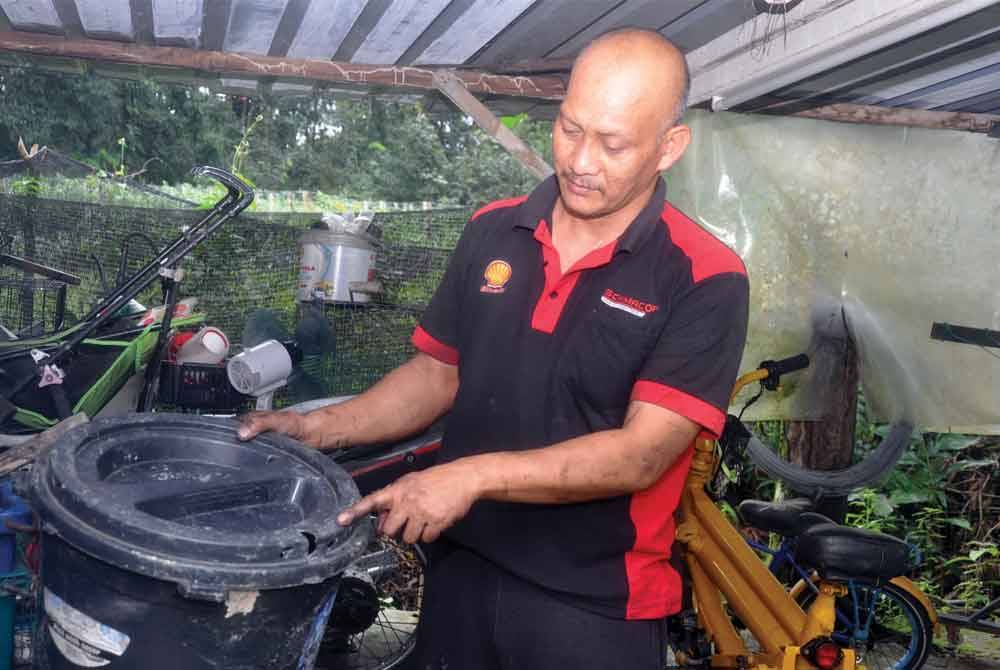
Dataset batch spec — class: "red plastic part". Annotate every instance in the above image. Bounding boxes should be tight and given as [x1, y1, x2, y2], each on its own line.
[813, 641, 842, 669]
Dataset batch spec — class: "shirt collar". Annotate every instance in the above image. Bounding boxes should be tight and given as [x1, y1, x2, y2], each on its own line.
[513, 175, 666, 254]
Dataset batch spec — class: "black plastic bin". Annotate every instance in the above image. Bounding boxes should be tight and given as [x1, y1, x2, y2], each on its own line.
[30, 413, 371, 669]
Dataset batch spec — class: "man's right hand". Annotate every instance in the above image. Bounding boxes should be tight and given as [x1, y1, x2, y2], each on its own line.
[233, 352, 458, 451]
[237, 410, 308, 444]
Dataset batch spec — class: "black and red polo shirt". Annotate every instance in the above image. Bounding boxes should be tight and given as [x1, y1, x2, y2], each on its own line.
[411, 175, 749, 620]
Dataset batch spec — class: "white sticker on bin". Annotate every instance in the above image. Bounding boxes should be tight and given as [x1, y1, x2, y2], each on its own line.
[45, 588, 130, 667]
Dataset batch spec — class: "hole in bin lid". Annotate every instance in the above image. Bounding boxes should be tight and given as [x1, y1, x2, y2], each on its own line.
[30, 413, 371, 598]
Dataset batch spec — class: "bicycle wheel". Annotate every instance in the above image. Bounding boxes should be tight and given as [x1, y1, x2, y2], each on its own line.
[316, 537, 425, 670]
[797, 578, 933, 670]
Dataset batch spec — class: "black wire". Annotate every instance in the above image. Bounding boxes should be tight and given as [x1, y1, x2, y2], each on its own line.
[91, 253, 107, 293]
[115, 233, 158, 288]
[738, 383, 765, 421]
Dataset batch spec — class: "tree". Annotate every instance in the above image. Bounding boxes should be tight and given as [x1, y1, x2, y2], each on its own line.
[0, 64, 553, 206]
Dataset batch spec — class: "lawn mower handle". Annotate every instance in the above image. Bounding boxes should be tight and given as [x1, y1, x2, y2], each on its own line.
[0, 167, 254, 425]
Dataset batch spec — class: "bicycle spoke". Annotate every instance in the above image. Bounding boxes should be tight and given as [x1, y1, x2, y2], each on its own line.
[320, 537, 423, 670]
[798, 578, 931, 670]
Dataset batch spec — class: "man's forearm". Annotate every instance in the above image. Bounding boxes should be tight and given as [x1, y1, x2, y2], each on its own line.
[462, 407, 698, 504]
[334, 402, 701, 539]
[302, 353, 458, 450]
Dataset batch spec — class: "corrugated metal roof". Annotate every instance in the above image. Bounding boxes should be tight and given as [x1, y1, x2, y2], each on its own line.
[0, 0, 752, 66]
[0, 0, 998, 126]
[741, 3, 1000, 115]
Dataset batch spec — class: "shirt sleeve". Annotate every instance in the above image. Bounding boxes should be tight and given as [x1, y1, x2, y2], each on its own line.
[631, 273, 749, 437]
[410, 220, 481, 366]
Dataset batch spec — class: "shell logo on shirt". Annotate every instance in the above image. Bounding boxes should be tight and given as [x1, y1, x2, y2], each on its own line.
[481, 260, 513, 293]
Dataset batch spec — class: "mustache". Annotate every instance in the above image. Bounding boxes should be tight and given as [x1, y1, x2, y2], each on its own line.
[560, 171, 602, 191]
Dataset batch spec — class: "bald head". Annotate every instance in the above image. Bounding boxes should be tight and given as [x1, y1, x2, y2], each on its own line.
[550, 29, 693, 223]
[573, 28, 690, 130]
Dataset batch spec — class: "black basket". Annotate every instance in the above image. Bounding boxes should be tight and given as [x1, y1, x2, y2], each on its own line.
[0, 277, 68, 337]
[158, 361, 250, 412]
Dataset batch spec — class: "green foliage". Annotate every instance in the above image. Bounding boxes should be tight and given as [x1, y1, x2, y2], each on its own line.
[501, 113, 528, 130]
[11, 174, 41, 198]
[0, 64, 552, 210]
[387, 271, 444, 308]
[848, 395, 1000, 616]
[845, 489, 897, 533]
[232, 113, 264, 177]
[115, 137, 128, 177]
[0, 66, 237, 183]
[740, 394, 1000, 625]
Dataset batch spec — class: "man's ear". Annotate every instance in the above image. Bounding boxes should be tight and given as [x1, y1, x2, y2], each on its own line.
[656, 124, 692, 173]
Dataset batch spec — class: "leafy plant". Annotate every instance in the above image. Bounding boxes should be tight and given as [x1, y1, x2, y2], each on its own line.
[11, 174, 41, 197]
[845, 489, 897, 533]
[115, 137, 128, 177]
[232, 113, 264, 179]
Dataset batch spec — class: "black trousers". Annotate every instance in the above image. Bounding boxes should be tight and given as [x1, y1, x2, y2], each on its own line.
[408, 540, 668, 670]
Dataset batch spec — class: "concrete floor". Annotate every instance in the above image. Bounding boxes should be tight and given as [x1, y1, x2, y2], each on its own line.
[929, 630, 1000, 670]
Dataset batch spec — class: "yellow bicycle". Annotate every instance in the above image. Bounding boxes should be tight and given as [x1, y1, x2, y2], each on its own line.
[670, 355, 931, 670]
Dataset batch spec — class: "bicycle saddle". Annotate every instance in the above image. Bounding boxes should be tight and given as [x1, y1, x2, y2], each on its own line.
[738, 498, 828, 537]
[794, 523, 911, 581]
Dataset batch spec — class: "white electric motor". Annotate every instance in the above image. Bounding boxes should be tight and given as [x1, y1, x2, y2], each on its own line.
[226, 340, 293, 410]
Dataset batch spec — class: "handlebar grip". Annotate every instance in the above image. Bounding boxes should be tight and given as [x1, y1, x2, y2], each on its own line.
[760, 354, 810, 384]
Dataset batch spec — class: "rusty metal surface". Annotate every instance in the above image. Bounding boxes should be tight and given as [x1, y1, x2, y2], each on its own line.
[0, 30, 568, 99]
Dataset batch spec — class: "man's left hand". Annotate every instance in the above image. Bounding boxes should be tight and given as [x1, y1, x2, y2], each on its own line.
[337, 462, 481, 544]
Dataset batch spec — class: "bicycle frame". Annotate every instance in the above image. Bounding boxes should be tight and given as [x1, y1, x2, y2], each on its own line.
[752, 536, 938, 648]
[748, 538, 816, 590]
[676, 368, 857, 669]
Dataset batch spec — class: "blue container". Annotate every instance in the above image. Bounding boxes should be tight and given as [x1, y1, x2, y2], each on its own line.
[0, 595, 13, 670]
[0, 482, 32, 575]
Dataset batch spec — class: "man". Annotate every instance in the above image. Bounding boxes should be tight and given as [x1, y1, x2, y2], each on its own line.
[240, 28, 749, 669]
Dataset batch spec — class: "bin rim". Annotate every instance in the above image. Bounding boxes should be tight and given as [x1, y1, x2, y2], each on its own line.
[31, 413, 372, 600]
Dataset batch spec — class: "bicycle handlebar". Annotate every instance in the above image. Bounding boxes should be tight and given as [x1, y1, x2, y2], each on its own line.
[730, 353, 810, 401]
[760, 354, 810, 390]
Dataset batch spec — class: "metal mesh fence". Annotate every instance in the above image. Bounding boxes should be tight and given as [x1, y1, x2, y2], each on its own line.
[0, 278, 67, 337]
[0, 192, 470, 400]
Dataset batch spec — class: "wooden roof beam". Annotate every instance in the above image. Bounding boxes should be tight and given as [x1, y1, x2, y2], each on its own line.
[0, 30, 566, 99]
[433, 70, 553, 181]
[785, 101, 1000, 135]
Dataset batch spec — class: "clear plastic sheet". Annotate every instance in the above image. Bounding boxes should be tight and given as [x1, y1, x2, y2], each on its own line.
[75, 0, 133, 37]
[224, 0, 288, 54]
[669, 110, 1000, 430]
[0, 0, 60, 29]
[152, 0, 203, 42]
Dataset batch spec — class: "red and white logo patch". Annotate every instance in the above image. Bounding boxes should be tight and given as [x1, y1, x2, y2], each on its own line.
[600, 289, 659, 318]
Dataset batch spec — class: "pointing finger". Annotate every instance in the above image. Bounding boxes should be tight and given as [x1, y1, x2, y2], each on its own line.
[237, 411, 279, 441]
[337, 489, 389, 525]
[237, 410, 304, 442]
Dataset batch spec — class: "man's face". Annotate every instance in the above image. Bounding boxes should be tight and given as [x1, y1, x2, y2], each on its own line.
[552, 105, 664, 220]
[551, 51, 687, 221]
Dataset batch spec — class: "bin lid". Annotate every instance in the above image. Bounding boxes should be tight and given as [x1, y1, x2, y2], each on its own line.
[31, 413, 371, 600]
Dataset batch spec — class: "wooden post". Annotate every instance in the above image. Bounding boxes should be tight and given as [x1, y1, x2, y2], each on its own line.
[786, 306, 859, 521]
[433, 70, 554, 181]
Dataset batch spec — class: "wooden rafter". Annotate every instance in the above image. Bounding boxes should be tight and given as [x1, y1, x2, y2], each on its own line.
[0, 30, 567, 100]
[433, 70, 553, 180]
[786, 102, 1000, 135]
